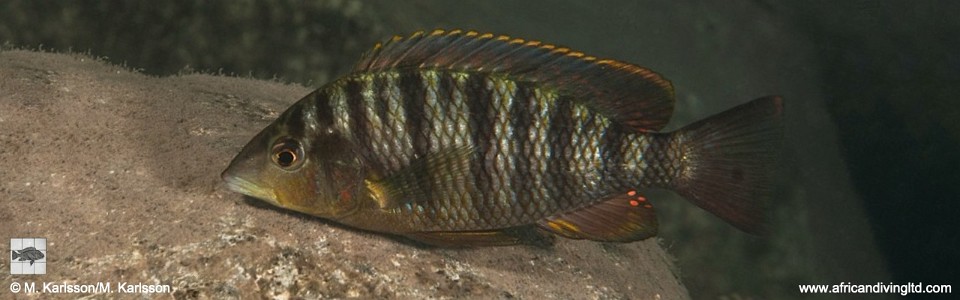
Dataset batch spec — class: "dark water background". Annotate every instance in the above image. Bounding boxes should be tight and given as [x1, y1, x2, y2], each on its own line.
[2, 1, 957, 298]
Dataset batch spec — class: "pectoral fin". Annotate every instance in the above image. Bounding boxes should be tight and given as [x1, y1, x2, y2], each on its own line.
[537, 190, 658, 242]
[367, 146, 475, 210]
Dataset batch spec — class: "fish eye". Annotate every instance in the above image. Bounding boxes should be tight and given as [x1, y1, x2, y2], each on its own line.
[271, 138, 304, 169]
[276, 149, 296, 166]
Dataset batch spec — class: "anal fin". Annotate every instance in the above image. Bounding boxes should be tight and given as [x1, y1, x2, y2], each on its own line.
[537, 190, 658, 242]
[404, 226, 554, 247]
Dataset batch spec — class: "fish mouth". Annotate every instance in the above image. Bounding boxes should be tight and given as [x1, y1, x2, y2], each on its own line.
[221, 173, 281, 207]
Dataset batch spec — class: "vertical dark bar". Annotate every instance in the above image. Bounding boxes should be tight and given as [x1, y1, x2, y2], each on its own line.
[373, 75, 392, 132]
[282, 98, 306, 138]
[397, 71, 433, 211]
[435, 71, 457, 116]
[312, 89, 335, 128]
[546, 95, 576, 209]
[600, 121, 626, 186]
[399, 71, 430, 159]
[344, 77, 373, 169]
[509, 82, 536, 218]
[370, 74, 394, 173]
[465, 73, 496, 225]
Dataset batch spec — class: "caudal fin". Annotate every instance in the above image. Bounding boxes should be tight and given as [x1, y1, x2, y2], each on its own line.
[671, 96, 783, 235]
[11, 250, 19, 260]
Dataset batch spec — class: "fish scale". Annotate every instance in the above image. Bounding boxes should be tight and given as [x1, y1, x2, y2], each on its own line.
[321, 72, 598, 229]
[222, 29, 783, 246]
[323, 70, 646, 230]
[491, 78, 513, 225]
[527, 89, 551, 217]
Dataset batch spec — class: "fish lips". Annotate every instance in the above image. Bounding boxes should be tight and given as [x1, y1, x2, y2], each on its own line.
[221, 172, 281, 207]
[221, 137, 281, 207]
[220, 127, 279, 205]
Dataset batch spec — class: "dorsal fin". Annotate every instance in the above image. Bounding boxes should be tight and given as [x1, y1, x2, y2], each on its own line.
[354, 29, 677, 132]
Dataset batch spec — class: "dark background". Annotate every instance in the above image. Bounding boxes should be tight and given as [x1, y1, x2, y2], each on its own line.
[2, 0, 957, 298]
[780, 0, 960, 286]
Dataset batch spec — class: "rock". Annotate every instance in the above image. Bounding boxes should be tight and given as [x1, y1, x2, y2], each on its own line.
[0, 50, 688, 299]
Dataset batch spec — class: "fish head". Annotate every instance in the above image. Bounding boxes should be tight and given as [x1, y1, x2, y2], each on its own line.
[222, 102, 366, 220]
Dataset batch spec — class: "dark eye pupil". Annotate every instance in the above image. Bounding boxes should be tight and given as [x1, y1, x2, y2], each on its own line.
[271, 138, 302, 169]
[276, 150, 296, 167]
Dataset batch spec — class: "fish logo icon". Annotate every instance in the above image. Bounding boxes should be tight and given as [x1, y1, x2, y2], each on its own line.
[9, 238, 47, 275]
[12, 247, 45, 265]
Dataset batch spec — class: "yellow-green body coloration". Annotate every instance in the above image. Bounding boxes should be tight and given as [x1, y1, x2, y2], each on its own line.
[222, 29, 783, 246]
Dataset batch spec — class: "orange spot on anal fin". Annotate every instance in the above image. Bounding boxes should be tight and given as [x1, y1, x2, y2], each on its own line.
[627, 190, 647, 206]
[536, 191, 658, 242]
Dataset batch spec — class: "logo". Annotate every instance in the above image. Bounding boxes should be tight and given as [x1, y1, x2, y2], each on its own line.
[10, 238, 46, 275]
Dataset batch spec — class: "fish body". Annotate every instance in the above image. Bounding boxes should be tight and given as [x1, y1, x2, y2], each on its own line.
[222, 29, 783, 246]
[12, 247, 44, 265]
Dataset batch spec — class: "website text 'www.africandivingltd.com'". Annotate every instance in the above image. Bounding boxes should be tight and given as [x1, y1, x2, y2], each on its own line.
[799, 282, 952, 297]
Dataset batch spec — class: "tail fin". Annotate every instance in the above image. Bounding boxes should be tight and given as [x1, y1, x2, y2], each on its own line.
[671, 96, 783, 235]
[12, 250, 20, 260]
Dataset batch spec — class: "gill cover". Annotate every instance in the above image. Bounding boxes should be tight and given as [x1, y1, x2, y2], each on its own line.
[221, 93, 366, 220]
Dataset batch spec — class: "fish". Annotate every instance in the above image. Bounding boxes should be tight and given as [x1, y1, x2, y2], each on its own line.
[221, 29, 783, 247]
[12, 247, 44, 265]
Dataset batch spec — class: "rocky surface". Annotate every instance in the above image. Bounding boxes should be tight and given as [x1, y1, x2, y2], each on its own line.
[0, 50, 688, 299]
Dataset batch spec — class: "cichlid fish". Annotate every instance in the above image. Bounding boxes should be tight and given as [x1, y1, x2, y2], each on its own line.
[222, 29, 783, 246]
[12, 247, 44, 265]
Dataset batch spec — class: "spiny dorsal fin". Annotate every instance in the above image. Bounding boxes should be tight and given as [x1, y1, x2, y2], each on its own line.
[354, 29, 677, 132]
[537, 189, 658, 242]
